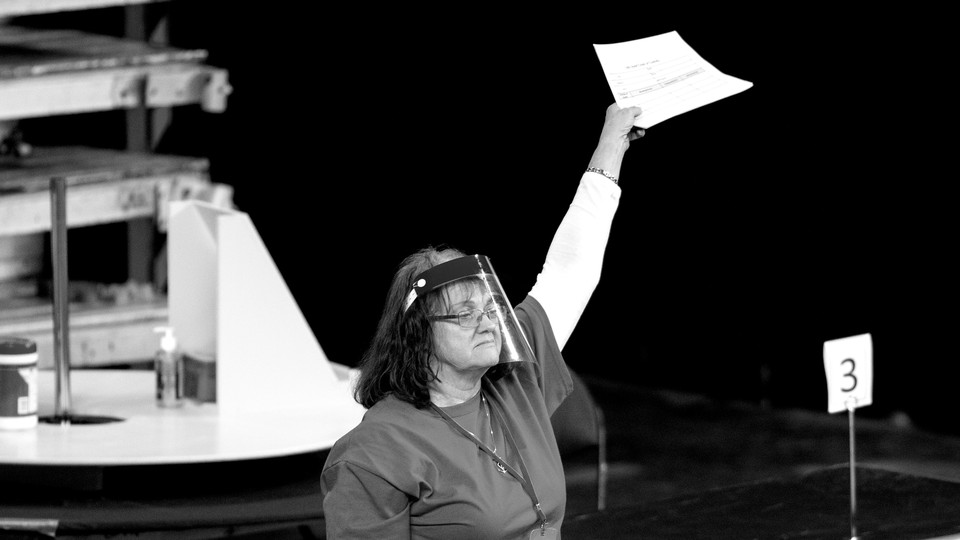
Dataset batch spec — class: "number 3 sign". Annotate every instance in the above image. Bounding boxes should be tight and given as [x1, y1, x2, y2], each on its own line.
[823, 333, 873, 413]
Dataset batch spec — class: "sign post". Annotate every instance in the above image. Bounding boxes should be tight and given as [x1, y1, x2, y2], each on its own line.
[823, 333, 873, 540]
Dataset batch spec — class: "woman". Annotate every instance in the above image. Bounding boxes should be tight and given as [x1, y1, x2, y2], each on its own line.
[321, 103, 644, 539]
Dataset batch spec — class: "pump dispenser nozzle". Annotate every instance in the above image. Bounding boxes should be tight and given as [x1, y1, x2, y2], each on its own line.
[154, 326, 177, 353]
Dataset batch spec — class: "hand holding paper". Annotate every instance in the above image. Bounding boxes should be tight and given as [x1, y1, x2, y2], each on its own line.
[594, 31, 752, 128]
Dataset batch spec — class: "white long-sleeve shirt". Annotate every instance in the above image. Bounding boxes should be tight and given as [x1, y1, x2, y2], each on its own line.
[529, 171, 621, 350]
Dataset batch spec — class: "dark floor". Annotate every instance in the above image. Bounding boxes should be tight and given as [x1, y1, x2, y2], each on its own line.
[239, 374, 960, 539]
[580, 374, 960, 513]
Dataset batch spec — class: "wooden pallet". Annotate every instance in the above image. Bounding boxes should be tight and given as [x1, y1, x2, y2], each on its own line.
[0, 26, 230, 120]
[0, 26, 207, 79]
[0, 296, 167, 368]
[0, 145, 210, 235]
[0, 0, 160, 18]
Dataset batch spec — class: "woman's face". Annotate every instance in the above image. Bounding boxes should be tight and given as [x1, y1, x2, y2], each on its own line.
[430, 281, 503, 379]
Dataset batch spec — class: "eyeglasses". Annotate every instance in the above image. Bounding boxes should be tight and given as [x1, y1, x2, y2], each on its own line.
[429, 307, 499, 328]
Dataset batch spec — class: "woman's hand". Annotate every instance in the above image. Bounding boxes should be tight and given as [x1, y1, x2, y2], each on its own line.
[588, 103, 644, 180]
[600, 103, 645, 146]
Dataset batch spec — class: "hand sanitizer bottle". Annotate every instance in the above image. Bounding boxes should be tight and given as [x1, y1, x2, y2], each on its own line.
[154, 326, 184, 408]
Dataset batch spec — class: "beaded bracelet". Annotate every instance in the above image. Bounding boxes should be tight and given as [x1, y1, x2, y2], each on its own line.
[585, 167, 618, 185]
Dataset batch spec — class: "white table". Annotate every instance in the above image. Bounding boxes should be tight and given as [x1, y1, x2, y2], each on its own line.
[0, 366, 365, 466]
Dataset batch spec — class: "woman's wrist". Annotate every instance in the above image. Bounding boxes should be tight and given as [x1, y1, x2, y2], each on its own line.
[587, 140, 627, 179]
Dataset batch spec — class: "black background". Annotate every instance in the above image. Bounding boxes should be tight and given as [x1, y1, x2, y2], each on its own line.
[14, 5, 956, 434]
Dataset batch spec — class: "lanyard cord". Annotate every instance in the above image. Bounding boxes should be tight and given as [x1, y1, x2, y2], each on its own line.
[431, 393, 549, 529]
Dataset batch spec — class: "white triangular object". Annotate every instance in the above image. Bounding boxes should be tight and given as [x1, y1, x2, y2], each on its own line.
[169, 201, 353, 415]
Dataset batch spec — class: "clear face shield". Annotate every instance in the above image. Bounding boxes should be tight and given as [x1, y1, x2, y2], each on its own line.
[404, 254, 535, 366]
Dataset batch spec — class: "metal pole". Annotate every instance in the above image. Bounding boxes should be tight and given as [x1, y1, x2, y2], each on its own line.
[849, 405, 857, 539]
[50, 176, 72, 421]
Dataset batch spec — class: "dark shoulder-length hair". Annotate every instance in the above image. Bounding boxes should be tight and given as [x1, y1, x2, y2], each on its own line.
[353, 246, 512, 409]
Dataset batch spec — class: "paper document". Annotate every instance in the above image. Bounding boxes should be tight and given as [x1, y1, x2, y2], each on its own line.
[594, 31, 752, 128]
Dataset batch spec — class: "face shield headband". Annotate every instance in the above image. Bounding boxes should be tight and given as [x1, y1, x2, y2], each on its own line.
[404, 254, 535, 365]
